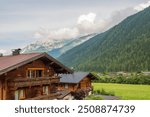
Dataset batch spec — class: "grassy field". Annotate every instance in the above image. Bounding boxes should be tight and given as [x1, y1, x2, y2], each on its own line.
[93, 83, 150, 100]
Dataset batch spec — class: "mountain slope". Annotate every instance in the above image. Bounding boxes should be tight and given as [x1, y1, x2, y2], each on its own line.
[48, 33, 96, 58]
[58, 7, 150, 72]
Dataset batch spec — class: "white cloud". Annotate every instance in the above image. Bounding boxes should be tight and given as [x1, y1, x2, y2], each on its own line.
[34, 27, 79, 41]
[34, 32, 44, 39]
[134, 1, 150, 11]
[34, 27, 49, 40]
[33, 10, 127, 41]
[0, 49, 7, 55]
[77, 13, 107, 35]
[47, 28, 79, 40]
[77, 12, 96, 24]
[34, 1, 150, 42]
[108, 7, 137, 27]
[34, 12, 108, 41]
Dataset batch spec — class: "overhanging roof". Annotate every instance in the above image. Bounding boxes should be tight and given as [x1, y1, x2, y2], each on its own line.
[0, 53, 73, 75]
[60, 72, 96, 84]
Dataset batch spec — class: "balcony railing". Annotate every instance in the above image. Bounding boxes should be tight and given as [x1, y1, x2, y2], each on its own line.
[8, 76, 60, 90]
[27, 91, 71, 100]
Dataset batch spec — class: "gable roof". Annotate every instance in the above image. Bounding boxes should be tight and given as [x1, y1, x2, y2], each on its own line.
[0, 53, 73, 75]
[60, 72, 96, 84]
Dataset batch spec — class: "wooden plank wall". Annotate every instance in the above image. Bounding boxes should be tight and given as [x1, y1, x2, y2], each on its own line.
[5, 60, 55, 79]
[58, 83, 77, 91]
[58, 77, 92, 92]
[79, 77, 91, 89]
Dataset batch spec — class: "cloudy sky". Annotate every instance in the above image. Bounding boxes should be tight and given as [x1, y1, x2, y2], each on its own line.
[0, 0, 150, 54]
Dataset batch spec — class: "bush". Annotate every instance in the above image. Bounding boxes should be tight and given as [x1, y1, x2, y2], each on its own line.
[71, 89, 86, 100]
[93, 73, 150, 85]
[97, 89, 101, 94]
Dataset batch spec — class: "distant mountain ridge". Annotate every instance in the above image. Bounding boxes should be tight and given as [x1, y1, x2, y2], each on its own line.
[21, 33, 96, 58]
[58, 7, 150, 72]
[21, 39, 68, 54]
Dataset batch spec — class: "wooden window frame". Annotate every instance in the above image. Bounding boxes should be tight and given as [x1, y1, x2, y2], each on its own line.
[43, 86, 49, 95]
[26, 68, 45, 78]
[15, 89, 25, 100]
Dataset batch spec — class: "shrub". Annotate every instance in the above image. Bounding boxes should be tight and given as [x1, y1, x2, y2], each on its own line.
[97, 89, 101, 94]
[71, 89, 86, 100]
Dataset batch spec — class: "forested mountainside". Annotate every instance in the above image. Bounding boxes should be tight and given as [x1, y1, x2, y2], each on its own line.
[59, 7, 150, 72]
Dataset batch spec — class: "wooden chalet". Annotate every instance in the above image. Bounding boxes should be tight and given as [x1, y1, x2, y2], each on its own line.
[0, 50, 73, 100]
[58, 72, 96, 95]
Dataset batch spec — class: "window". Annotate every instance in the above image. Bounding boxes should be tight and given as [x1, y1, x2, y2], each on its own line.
[43, 86, 49, 95]
[36, 70, 43, 77]
[65, 84, 68, 89]
[15, 89, 25, 100]
[27, 68, 44, 78]
[27, 70, 35, 78]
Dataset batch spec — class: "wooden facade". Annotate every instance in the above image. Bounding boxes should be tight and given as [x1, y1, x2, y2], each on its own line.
[0, 53, 72, 100]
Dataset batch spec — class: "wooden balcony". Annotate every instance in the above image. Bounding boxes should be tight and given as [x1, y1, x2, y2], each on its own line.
[8, 76, 60, 90]
[27, 91, 71, 100]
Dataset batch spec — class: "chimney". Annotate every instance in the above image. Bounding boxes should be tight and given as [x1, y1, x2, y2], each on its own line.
[0, 53, 3, 57]
[12, 48, 21, 56]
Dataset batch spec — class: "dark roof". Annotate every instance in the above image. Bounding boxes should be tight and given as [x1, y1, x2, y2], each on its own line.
[60, 72, 96, 84]
[0, 53, 73, 75]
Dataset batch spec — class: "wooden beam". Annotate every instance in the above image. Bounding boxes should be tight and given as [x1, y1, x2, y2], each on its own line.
[49, 62, 55, 65]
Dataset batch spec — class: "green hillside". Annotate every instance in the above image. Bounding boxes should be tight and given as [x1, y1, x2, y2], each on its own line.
[58, 7, 150, 72]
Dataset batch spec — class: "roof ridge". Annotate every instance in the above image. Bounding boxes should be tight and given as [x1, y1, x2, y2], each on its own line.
[0, 52, 43, 57]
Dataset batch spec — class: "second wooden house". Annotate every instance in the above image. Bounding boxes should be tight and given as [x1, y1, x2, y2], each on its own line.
[58, 72, 96, 95]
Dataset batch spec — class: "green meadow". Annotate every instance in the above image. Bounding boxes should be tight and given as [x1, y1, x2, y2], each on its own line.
[93, 83, 150, 100]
